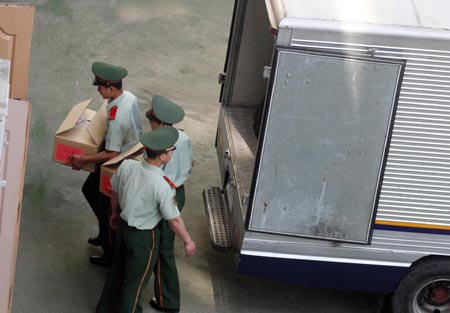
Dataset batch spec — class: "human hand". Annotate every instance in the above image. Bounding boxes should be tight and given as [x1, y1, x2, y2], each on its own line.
[110, 212, 121, 230]
[70, 154, 85, 170]
[184, 240, 196, 257]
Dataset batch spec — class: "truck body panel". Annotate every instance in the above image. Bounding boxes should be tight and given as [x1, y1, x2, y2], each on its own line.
[209, 0, 450, 296]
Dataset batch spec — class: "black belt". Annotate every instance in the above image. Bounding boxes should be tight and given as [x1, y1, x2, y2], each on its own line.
[176, 184, 184, 190]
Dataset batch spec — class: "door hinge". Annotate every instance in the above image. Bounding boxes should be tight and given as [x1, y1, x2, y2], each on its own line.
[263, 66, 271, 79]
[218, 72, 226, 84]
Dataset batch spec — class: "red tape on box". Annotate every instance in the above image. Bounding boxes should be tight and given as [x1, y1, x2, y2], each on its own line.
[55, 143, 84, 163]
[100, 174, 112, 197]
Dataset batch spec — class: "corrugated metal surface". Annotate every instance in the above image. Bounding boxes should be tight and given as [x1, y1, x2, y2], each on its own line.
[289, 38, 450, 229]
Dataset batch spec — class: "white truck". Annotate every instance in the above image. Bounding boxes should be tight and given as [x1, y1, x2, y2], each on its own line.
[203, 0, 450, 312]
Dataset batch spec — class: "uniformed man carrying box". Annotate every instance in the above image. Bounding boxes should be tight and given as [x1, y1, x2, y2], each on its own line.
[69, 61, 142, 266]
[95, 126, 196, 313]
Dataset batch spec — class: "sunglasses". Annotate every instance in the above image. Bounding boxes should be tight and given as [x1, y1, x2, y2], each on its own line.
[148, 116, 162, 123]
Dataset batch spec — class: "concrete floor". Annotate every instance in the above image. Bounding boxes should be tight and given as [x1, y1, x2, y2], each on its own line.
[9, 0, 379, 312]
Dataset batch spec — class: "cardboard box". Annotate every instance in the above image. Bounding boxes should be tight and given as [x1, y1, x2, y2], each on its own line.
[0, 100, 31, 313]
[52, 99, 107, 172]
[100, 143, 144, 196]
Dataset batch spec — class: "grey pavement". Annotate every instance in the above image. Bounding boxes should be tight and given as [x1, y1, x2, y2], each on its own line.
[8, 0, 377, 312]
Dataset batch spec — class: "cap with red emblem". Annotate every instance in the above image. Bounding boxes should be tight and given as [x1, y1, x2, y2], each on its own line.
[92, 61, 128, 86]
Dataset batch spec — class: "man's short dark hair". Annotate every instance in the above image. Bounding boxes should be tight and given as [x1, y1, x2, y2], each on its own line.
[94, 80, 122, 90]
[145, 148, 165, 159]
[109, 80, 122, 89]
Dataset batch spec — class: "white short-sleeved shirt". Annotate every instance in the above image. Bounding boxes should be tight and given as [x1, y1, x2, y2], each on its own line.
[162, 130, 193, 187]
[105, 90, 142, 153]
[110, 159, 180, 230]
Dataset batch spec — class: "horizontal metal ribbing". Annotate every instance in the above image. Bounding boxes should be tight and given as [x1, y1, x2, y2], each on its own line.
[370, 232, 450, 252]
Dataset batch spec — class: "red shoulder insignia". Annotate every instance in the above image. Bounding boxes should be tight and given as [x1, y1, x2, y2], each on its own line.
[109, 106, 118, 120]
[163, 176, 177, 189]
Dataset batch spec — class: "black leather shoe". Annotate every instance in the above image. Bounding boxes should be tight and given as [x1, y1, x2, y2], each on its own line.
[88, 236, 101, 246]
[149, 298, 179, 313]
[89, 255, 112, 267]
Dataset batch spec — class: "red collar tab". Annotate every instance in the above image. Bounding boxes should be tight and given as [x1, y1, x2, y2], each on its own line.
[163, 176, 177, 189]
[109, 105, 118, 120]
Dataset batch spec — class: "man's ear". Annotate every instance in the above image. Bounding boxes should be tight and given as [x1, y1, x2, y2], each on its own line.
[159, 152, 168, 162]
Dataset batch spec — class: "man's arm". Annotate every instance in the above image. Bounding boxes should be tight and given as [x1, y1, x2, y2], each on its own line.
[70, 150, 120, 170]
[167, 217, 196, 257]
[109, 190, 121, 230]
[173, 139, 193, 187]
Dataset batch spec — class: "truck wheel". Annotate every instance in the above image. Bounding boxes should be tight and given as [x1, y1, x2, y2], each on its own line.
[392, 258, 450, 313]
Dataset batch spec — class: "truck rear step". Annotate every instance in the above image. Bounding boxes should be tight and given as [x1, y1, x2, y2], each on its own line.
[203, 187, 231, 251]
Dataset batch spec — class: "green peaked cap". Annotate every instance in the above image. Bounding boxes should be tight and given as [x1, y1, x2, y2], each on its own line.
[146, 95, 185, 124]
[140, 126, 179, 151]
[92, 61, 128, 82]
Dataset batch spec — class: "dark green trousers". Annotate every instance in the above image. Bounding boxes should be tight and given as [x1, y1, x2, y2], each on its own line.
[96, 222, 160, 313]
[153, 186, 185, 310]
[82, 165, 115, 258]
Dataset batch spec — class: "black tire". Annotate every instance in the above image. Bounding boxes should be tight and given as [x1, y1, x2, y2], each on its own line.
[392, 257, 450, 313]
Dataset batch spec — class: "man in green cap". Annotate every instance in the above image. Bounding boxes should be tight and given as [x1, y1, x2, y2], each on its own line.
[95, 126, 196, 313]
[145, 95, 194, 313]
[69, 61, 142, 266]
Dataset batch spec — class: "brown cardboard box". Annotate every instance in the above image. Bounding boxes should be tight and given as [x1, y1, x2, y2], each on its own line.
[52, 99, 107, 172]
[0, 100, 31, 313]
[100, 143, 144, 196]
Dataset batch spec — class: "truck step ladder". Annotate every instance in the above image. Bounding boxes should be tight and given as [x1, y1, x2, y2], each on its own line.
[203, 187, 231, 251]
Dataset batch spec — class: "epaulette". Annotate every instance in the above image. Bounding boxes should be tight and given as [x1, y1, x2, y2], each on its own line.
[163, 176, 177, 189]
[109, 106, 118, 120]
